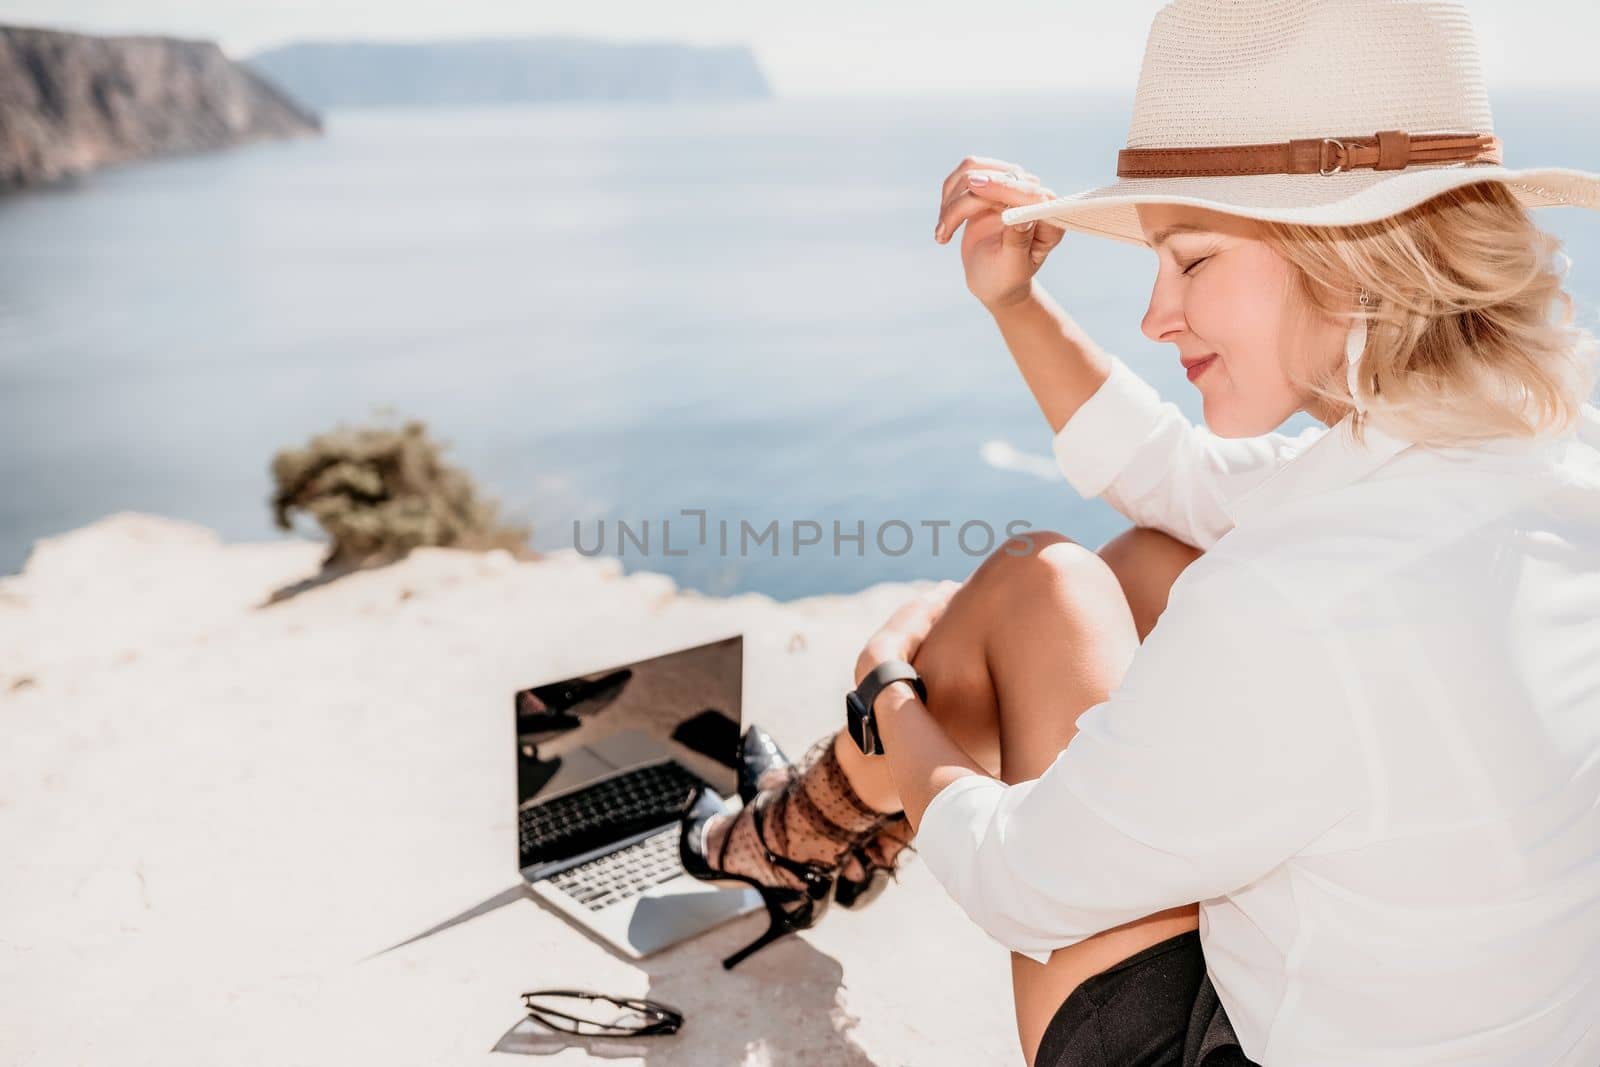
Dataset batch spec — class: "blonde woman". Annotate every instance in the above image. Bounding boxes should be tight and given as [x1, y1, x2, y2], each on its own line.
[680, 1, 1600, 1063]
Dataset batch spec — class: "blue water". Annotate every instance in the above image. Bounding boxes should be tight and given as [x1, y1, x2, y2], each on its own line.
[3, 92, 1598, 599]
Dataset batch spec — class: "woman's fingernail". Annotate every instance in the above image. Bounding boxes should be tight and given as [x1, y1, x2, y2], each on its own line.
[934, 224, 944, 241]
[969, 174, 990, 186]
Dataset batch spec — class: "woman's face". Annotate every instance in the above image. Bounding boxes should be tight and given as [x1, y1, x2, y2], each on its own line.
[1135, 203, 1348, 435]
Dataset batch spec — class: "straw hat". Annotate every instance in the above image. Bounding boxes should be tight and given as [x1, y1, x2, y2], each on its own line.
[998, 0, 1600, 249]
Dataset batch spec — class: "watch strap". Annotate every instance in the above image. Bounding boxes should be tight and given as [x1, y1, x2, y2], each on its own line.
[857, 659, 926, 716]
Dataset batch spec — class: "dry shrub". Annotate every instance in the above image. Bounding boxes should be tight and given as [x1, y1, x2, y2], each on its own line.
[270, 417, 532, 568]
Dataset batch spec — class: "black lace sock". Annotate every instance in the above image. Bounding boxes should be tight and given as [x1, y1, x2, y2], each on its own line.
[702, 737, 888, 890]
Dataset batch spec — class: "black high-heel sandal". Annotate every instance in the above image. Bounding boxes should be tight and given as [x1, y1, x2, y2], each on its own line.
[734, 724, 912, 911]
[834, 812, 915, 909]
[737, 725, 792, 805]
[678, 783, 837, 970]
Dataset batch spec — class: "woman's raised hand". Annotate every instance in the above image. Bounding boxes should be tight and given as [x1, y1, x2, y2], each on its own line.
[933, 157, 1067, 312]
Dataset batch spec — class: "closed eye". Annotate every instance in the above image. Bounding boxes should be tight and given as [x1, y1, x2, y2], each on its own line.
[1180, 255, 1211, 276]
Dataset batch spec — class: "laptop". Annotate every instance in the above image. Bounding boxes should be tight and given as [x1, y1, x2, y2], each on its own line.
[514, 633, 762, 958]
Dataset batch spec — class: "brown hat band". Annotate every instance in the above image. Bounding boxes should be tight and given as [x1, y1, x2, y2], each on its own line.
[1116, 130, 1503, 178]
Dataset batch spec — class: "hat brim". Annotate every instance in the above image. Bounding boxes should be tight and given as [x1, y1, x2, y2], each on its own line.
[997, 164, 1600, 248]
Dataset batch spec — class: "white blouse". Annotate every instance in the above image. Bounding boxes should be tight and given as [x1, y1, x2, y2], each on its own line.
[915, 353, 1600, 1066]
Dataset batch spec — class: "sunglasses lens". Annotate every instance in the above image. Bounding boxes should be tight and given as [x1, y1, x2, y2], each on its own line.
[522, 992, 675, 1036]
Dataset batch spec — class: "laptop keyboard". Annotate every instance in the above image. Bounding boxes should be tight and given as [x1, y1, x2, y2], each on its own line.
[518, 759, 703, 866]
[547, 829, 684, 911]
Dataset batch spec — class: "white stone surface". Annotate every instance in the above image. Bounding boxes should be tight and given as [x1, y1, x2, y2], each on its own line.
[0, 513, 1021, 1065]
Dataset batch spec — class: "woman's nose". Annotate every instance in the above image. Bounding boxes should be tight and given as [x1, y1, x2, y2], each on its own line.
[1140, 285, 1186, 345]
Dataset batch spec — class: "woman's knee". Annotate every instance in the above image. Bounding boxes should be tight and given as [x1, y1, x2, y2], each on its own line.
[966, 528, 1109, 600]
[911, 528, 1134, 698]
[909, 531, 1097, 704]
[917, 529, 1131, 657]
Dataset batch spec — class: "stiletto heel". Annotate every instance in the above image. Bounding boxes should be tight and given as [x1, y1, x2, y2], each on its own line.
[722, 896, 804, 970]
[678, 783, 836, 970]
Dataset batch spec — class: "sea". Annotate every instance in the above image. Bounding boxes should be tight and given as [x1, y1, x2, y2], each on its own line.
[2, 91, 1598, 600]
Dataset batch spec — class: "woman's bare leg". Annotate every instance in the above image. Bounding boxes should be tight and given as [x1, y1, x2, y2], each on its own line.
[830, 525, 1207, 1065]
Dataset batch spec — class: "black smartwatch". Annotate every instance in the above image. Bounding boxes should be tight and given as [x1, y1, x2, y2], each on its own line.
[845, 659, 926, 756]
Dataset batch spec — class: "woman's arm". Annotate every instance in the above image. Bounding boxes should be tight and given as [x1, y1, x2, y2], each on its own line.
[875, 681, 990, 830]
[992, 280, 1327, 551]
[988, 278, 1118, 437]
[852, 584, 997, 827]
[896, 557, 1366, 963]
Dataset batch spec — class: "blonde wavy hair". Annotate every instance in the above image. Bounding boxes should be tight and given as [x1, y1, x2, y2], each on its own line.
[1261, 179, 1599, 448]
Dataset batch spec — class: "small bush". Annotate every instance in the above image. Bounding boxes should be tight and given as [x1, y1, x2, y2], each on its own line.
[270, 417, 532, 568]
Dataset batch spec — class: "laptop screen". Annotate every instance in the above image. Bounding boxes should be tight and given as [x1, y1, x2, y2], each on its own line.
[515, 634, 743, 874]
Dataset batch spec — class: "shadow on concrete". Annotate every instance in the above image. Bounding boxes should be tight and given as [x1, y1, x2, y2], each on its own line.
[366, 883, 532, 960]
[489, 925, 875, 1065]
[259, 558, 397, 606]
[373, 882, 876, 1064]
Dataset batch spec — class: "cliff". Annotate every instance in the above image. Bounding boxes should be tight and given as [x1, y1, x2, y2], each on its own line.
[0, 513, 1017, 1064]
[247, 36, 773, 110]
[0, 25, 321, 191]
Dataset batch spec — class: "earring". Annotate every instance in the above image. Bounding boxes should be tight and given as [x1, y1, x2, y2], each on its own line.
[1345, 314, 1368, 418]
[1344, 285, 1374, 419]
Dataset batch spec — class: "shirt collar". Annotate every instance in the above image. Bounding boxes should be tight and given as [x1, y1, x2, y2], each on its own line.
[1223, 413, 1417, 528]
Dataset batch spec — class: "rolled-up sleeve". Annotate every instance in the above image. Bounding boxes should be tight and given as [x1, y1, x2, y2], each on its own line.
[1052, 354, 1328, 551]
[913, 557, 1365, 964]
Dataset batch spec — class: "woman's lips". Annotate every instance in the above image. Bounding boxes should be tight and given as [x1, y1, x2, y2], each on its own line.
[1185, 355, 1217, 382]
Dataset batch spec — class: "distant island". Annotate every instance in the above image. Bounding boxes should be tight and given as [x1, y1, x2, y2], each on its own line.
[0, 25, 321, 191]
[246, 36, 773, 109]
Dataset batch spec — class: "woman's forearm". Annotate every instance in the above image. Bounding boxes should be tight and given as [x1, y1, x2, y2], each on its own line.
[988, 279, 1115, 435]
[873, 683, 992, 831]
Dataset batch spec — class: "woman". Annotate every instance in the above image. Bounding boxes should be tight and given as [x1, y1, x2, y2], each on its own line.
[681, 1, 1600, 1063]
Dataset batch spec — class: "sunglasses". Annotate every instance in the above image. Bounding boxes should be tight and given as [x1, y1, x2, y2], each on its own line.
[520, 989, 684, 1038]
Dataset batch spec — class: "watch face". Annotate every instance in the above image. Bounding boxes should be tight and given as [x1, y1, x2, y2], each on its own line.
[844, 690, 883, 756]
[845, 691, 866, 749]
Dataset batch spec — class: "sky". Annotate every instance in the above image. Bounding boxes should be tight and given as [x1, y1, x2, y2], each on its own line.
[0, 1, 1593, 97]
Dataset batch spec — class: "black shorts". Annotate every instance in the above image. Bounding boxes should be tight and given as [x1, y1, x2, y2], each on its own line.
[1033, 930, 1261, 1067]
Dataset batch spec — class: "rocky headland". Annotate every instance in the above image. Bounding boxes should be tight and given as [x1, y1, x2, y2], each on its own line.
[0, 25, 321, 190]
